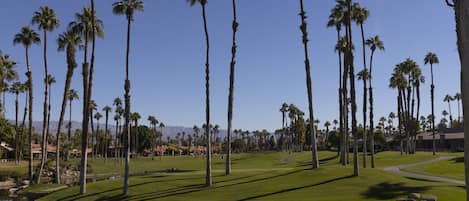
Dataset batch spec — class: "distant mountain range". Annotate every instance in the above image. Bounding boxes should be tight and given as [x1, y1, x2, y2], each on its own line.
[8, 120, 228, 138]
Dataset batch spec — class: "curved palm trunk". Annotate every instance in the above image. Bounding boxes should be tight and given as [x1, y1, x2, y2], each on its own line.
[55, 59, 76, 183]
[299, 0, 318, 168]
[369, 50, 375, 168]
[226, 0, 238, 176]
[37, 30, 50, 184]
[123, 15, 132, 195]
[360, 23, 367, 168]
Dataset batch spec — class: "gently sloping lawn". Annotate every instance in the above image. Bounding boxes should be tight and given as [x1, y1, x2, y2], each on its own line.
[404, 152, 464, 181]
[40, 151, 465, 201]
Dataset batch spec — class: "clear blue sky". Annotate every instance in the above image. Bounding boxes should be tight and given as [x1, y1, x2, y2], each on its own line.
[0, 0, 461, 132]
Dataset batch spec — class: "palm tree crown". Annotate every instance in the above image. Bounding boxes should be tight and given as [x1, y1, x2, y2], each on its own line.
[424, 52, 440, 65]
[32, 6, 60, 32]
[365, 35, 385, 53]
[112, 0, 144, 20]
[13, 27, 41, 49]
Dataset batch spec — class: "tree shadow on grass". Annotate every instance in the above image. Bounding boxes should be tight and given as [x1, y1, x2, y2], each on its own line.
[236, 175, 355, 201]
[296, 155, 339, 167]
[451, 157, 464, 163]
[57, 181, 157, 201]
[404, 177, 438, 183]
[361, 182, 430, 200]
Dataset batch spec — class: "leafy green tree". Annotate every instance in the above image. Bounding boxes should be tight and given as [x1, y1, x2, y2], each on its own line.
[13, 26, 40, 182]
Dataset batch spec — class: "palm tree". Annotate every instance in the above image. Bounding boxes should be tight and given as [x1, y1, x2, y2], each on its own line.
[9, 82, 24, 163]
[102, 105, 112, 161]
[131, 112, 141, 157]
[94, 112, 102, 157]
[357, 69, 369, 168]
[112, 0, 144, 194]
[55, 29, 82, 183]
[298, 0, 318, 169]
[113, 97, 123, 160]
[0, 54, 18, 117]
[13, 26, 40, 182]
[327, 4, 345, 164]
[187, 0, 212, 186]
[454, 93, 462, 123]
[32, 6, 60, 183]
[89, 100, 98, 158]
[67, 89, 78, 161]
[158, 122, 164, 158]
[444, 94, 454, 127]
[424, 52, 439, 155]
[69, 4, 104, 194]
[147, 116, 157, 159]
[225, 0, 239, 176]
[45, 75, 55, 161]
[279, 103, 289, 151]
[365, 35, 384, 168]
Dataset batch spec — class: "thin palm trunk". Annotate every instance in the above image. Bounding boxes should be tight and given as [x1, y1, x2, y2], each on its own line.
[37, 30, 49, 184]
[20, 91, 28, 163]
[337, 29, 345, 166]
[67, 100, 72, 161]
[299, 0, 318, 169]
[15, 93, 19, 164]
[90, 111, 95, 159]
[430, 63, 436, 155]
[226, 0, 238, 176]
[360, 23, 367, 168]
[345, 0, 359, 176]
[123, 14, 132, 195]
[198, 4, 213, 187]
[25, 46, 34, 183]
[104, 111, 109, 162]
[79, 23, 90, 196]
[369, 50, 375, 168]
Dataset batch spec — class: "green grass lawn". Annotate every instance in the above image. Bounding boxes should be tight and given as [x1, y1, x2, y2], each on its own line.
[405, 152, 464, 181]
[38, 151, 466, 201]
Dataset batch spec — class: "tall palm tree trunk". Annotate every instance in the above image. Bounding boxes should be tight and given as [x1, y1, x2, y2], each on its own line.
[20, 91, 28, 163]
[336, 30, 345, 166]
[67, 100, 72, 161]
[299, 0, 318, 169]
[24, 46, 34, 183]
[452, 1, 469, 200]
[430, 63, 436, 155]
[104, 112, 109, 162]
[37, 31, 49, 184]
[360, 23, 367, 168]
[200, 4, 212, 187]
[79, 26, 90, 196]
[345, 0, 358, 176]
[15, 93, 19, 164]
[123, 15, 132, 195]
[369, 50, 375, 168]
[226, 0, 238, 176]
[55, 67, 75, 183]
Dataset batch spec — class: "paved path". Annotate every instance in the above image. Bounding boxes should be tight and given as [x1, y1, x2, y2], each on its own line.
[383, 156, 465, 185]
